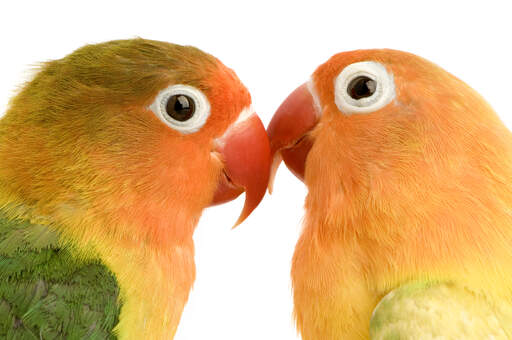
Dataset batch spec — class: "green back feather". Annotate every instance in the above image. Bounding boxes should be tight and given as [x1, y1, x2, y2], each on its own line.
[0, 213, 120, 340]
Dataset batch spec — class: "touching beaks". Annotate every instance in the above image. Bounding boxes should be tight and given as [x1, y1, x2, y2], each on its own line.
[210, 107, 271, 227]
[209, 79, 319, 225]
[266, 81, 320, 193]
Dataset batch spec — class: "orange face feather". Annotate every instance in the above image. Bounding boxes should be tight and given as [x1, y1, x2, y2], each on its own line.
[0, 39, 270, 339]
[269, 49, 512, 339]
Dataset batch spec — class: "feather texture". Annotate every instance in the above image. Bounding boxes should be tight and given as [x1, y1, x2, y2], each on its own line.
[0, 213, 120, 339]
[284, 50, 512, 339]
[0, 38, 253, 339]
[370, 282, 512, 339]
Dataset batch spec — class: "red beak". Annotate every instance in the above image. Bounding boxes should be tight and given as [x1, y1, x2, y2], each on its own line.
[266, 83, 319, 192]
[210, 111, 271, 227]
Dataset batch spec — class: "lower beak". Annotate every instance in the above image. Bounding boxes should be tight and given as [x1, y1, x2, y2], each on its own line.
[210, 111, 271, 227]
[267, 83, 319, 192]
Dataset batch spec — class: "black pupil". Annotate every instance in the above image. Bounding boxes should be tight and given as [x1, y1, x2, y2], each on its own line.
[347, 76, 377, 100]
[166, 94, 195, 121]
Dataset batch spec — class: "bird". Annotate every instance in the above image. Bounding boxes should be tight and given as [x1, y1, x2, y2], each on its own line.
[267, 49, 512, 339]
[0, 38, 270, 339]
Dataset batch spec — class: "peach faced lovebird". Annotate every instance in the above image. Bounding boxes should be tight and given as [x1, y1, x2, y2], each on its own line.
[0, 39, 270, 339]
[268, 49, 512, 339]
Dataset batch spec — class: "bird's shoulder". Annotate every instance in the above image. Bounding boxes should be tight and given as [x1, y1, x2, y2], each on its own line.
[0, 212, 121, 339]
[370, 281, 511, 340]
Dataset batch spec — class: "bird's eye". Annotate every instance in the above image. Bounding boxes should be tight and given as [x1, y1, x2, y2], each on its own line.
[166, 94, 195, 122]
[149, 84, 210, 134]
[334, 61, 395, 115]
[347, 76, 376, 99]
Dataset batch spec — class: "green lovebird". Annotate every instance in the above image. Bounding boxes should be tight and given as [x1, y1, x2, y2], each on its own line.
[0, 38, 270, 339]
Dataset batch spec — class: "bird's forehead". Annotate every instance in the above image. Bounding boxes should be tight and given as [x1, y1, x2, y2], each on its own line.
[315, 50, 388, 81]
[314, 49, 438, 85]
[205, 61, 251, 109]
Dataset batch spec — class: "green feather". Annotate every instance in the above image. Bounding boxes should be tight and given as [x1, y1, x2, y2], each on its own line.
[0, 213, 121, 339]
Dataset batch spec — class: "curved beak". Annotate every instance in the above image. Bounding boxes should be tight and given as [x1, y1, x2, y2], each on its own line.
[210, 108, 271, 227]
[267, 82, 319, 192]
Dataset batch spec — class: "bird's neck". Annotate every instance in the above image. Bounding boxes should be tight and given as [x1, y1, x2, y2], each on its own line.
[302, 146, 512, 296]
[89, 204, 200, 340]
[101, 235, 196, 340]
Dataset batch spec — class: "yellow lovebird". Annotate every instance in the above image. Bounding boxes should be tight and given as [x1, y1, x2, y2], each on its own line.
[268, 49, 512, 339]
[0, 38, 270, 339]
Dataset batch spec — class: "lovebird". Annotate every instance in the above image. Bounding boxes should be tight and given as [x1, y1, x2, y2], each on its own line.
[267, 49, 512, 339]
[0, 38, 270, 339]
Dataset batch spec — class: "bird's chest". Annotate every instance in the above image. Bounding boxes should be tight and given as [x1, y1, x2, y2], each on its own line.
[290, 233, 381, 340]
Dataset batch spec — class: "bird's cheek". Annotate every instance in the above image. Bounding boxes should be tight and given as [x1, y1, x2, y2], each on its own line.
[209, 111, 271, 227]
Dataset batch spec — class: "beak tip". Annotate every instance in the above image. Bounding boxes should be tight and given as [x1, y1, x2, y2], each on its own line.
[267, 176, 276, 195]
[214, 113, 271, 228]
[267, 151, 282, 195]
[232, 209, 250, 229]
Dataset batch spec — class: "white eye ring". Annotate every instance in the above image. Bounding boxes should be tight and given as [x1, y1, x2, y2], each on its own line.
[334, 61, 395, 115]
[148, 84, 210, 134]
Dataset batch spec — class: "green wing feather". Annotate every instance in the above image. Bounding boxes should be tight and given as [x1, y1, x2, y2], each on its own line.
[0, 213, 121, 340]
[370, 281, 511, 340]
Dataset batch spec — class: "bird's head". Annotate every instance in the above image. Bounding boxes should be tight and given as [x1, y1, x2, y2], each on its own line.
[0, 39, 270, 245]
[268, 49, 511, 217]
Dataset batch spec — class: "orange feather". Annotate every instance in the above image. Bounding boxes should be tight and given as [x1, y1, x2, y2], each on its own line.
[283, 50, 512, 339]
[0, 39, 252, 339]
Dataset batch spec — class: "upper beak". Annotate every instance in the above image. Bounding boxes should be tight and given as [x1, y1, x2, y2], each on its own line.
[210, 108, 271, 227]
[266, 82, 319, 192]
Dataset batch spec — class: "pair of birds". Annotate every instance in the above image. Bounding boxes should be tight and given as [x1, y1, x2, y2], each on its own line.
[1, 38, 511, 340]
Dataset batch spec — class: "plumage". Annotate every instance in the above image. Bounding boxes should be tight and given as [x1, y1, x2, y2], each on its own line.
[0, 214, 120, 339]
[370, 282, 512, 339]
[0, 38, 270, 339]
[268, 49, 512, 339]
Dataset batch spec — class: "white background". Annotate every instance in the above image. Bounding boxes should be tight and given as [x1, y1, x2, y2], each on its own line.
[1, 1, 511, 339]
